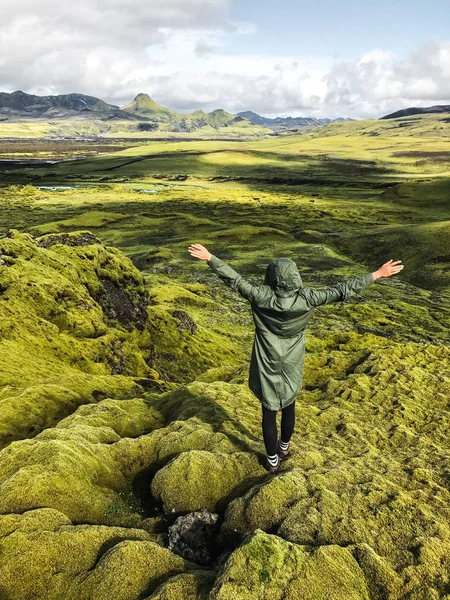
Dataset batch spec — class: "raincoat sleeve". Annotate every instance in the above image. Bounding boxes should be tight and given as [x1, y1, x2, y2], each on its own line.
[305, 272, 375, 308]
[207, 255, 261, 302]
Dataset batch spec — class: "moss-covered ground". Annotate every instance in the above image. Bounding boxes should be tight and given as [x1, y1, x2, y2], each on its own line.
[0, 113, 449, 599]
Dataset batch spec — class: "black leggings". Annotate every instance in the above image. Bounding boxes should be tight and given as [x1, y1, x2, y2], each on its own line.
[261, 400, 296, 456]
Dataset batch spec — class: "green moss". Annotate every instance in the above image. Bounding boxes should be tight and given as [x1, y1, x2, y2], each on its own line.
[0, 431, 138, 525]
[210, 224, 292, 244]
[142, 571, 215, 600]
[0, 508, 191, 600]
[221, 469, 308, 538]
[0, 230, 156, 384]
[0, 383, 254, 527]
[145, 302, 245, 383]
[0, 375, 142, 449]
[151, 450, 262, 513]
[0, 230, 169, 446]
[30, 211, 128, 235]
[149, 380, 265, 449]
[351, 544, 402, 600]
[210, 529, 371, 599]
[57, 396, 165, 438]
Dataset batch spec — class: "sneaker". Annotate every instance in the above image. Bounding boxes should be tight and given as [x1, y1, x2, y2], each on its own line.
[263, 455, 280, 474]
[277, 439, 292, 460]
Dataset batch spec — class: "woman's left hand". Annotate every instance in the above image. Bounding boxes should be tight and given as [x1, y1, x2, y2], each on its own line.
[188, 244, 212, 261]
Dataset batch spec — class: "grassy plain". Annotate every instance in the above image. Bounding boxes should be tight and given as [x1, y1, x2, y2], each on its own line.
[0, 113, 450, 598]
[0, 113, 267, 139]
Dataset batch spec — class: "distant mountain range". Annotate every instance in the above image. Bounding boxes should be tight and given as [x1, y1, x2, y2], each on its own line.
[3, 90, 449, 134]
[0, 90, 125, 117]
[0, 90, 350, 135]
[237, 110, 352, 128]
[380, 105, 450, 119]
[0, 90, 246, 132]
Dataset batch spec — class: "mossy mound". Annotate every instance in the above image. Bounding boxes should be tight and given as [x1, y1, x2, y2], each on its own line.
[0, 375, 140, 450]
[0, 381, 257, 527]
[210, 529, 372, 599]
[0, 229, 159, 383]
[0, 230, 164, 445]
[30, 211, 129, 235]
[0, 508, 200, 600]
[151, 450, 261, 513]
[57, 395, 165, 438]
[141, 571, 215, 600]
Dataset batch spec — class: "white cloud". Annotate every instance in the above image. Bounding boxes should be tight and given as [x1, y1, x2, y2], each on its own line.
[324, 42, 450, 117]
[0, 0, 449, 118]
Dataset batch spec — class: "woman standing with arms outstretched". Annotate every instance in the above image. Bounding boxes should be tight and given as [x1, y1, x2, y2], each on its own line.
[188, 243, 404, 473]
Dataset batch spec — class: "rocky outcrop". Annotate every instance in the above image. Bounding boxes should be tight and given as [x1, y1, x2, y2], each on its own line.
[168, 510, 220, 566]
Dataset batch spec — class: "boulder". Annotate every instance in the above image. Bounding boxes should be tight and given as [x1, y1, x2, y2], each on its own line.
[168, 509, 220, 565]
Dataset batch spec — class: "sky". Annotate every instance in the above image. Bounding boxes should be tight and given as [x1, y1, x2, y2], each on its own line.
[1, 0, 450, 119]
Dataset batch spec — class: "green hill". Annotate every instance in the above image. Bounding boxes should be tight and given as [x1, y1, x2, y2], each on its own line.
[381, 104, 450, 119]
[303, 111, 450, 139]
[122, 94, 247, 131]
[121, 93, 174, 120]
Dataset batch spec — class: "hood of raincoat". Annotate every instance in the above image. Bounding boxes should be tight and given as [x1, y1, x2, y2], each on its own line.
[264, 258, 303, 297]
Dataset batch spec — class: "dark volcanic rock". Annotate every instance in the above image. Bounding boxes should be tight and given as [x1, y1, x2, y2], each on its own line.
[37, 232, 102, 249]
[356, 324, 395, 338]
[172, 310, 197, 334]
[94, 277, 150, 331]
[168, 510, 220, 565]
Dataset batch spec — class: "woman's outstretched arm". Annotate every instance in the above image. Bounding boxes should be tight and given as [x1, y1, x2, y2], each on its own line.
[188, 243, 261, 302]
[304, 259, 404, 308]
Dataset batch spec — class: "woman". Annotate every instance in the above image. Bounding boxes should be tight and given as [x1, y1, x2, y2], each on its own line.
[188, 243, 404, 474]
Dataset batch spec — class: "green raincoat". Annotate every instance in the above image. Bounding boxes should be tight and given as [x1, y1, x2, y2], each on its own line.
[207, 255, 375, 410]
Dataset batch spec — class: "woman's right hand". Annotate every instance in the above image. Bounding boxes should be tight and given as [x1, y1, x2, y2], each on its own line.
[374, 259, 404, 279]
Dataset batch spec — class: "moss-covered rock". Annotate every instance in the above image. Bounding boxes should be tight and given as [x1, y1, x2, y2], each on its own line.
[0, 384, 246, 526]
[57, 396, 165, 438]
[0, 375, 143, 450]
[0, 508, 194, 600]
[210, 529, 372, 599]
[0, 230, 163, 445]
[151, 450, 262, 513]
[277, 469, 450, 572]
[142, 571, 215, 600]
[220, 469, 308, 541]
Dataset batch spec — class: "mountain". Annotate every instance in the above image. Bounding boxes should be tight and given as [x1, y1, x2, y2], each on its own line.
[121, 93, 174, 119]
[0, 90, 120, 116]
[380, 105, 450, 120]
[122, 93, 240, 130]
[197, 108, 237, 128]
[237, 111, 353, 128]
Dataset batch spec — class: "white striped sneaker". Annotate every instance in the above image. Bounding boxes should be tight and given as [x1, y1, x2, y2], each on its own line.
[277, 439, 292, 459]
[264, 454, 280, 473]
